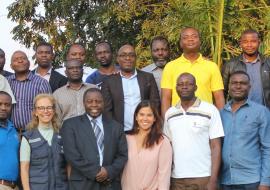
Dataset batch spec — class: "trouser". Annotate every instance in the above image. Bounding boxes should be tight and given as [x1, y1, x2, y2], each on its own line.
[221, 182, 260, 190]
[0, 184, 18, 190]
[170, 177, 209, 190]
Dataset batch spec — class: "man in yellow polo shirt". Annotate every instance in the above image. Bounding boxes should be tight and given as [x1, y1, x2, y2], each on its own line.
[161, 27, 224, 117]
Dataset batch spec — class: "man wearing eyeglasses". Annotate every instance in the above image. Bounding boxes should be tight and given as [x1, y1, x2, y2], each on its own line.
[53, 59, 97, 123]
[101, 44, 160, 132]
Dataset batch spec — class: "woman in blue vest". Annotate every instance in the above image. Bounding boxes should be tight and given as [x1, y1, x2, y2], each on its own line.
[20, 94, 68, 190]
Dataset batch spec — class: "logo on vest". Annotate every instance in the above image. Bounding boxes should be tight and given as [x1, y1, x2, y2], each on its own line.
[29, 137, 41, 143]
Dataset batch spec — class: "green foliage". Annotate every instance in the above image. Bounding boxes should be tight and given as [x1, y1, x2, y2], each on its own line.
[7, 0, 270, 68]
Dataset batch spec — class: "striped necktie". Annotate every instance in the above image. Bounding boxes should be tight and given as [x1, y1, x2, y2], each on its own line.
[91, 119, 104, 153]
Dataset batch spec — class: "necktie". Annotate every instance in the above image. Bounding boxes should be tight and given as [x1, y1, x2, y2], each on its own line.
[91, 119, 104, 153]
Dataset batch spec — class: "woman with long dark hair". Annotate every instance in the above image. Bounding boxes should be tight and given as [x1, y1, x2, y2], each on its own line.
[121, 100, 172, 190]
[20, 94, 67, 190]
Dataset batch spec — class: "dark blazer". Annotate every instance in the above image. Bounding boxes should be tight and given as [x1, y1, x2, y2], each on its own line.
[32, 69, 67, 92]
[60, 114, 128, 190]
[101, 69, 160, 125]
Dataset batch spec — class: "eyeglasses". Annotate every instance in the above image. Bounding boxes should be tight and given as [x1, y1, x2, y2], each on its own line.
[118, 53, 136, 59]
[35, 106, 54, 112]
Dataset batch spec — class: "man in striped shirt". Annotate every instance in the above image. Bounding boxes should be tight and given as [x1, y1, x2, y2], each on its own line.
[7, 51, 51, 133]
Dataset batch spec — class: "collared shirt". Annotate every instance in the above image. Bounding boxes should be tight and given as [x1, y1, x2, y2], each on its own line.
[164, 98, 224, 178]
[120, 70, 141, 131]
[35, 67, 52, 82]
[0, 74, 16, 103]
[220, 99, 270, 186]
[53, 82, 97, 122]
[161, 54, 224, 106]
[7, 72, 51, 129]
[142, 63, 163, 96]
[0, 120, 19, 181]
[243, 55, 264, 105]
[86, 114, 104, 166]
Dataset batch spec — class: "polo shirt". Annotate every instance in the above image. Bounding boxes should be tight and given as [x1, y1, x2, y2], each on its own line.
[0, 120, 19, 181]
[163, 98, 224, 178]
[161, 54, 224, 106]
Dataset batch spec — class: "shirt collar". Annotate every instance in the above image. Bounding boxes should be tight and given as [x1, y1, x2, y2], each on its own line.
[35, 67, 52, 75]
[87, 114, 102, 125]
[243, 54, 261, 64]
[180, 53, 203, 63]
[66, 82, 85, 89]
[0, 120, 13, 129]
[120, 69, 137, 79]
[224, 99, 251, 111]
[175, 98, 201, 109]
[11, 71, 34, 81]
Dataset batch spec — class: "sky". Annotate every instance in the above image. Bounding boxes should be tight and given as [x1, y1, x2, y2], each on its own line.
[0, 0, 35, 72]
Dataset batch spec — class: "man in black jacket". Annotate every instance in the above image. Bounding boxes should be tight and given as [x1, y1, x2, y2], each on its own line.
[222, 29, 270, 108]
[33, 42, 67, 92]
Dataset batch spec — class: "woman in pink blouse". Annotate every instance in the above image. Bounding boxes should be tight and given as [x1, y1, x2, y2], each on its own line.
[121, 100, 172, 190]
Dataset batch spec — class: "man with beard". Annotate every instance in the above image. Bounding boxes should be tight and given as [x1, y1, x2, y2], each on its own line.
[142, 36, 170, 95]
[33, 42, 67, 92]
[0, 48, 12, 77]
[53, 59, 96, 123]
[220, 71, 270, 190]
[161, 27, 224, 117]
[222, 29, 270, 108]
[164, 73, 224, 190]
[101, 44, 160, 132]
[85, 42, 118, 87]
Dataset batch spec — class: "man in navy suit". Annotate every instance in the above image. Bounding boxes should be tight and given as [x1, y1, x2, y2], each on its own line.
[61, 88, 127, 190]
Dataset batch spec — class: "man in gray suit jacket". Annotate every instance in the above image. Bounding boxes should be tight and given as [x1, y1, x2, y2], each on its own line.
[61, 88, 128, 190]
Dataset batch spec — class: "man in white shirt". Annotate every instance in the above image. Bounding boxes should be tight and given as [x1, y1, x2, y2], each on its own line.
[164, 72, 224, 190]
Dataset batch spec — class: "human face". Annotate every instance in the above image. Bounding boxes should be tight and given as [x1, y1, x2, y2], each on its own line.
[84, 91, 104, 118]
[11, 51, 30, 73]
[180, 28, 200, 53]
[117, 45, 136, 73]
[65, 60, 83, 82]
[240, 33, 260, 57]
[67, 45, 86, 63]
[151, 40, 169, 68]
[0, 94, 12, 121]
[34, 98, 55, 125]
[136, 106, 155, 132]
[0, 51, 5, 70]
[35, 45, 54, 68]
[229, 74, 250, 102]
[176, 74, 197, 101]
[95, 43, 113, 67]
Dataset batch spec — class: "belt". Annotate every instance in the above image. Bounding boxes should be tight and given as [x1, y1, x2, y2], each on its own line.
[0, 179, 16, 189]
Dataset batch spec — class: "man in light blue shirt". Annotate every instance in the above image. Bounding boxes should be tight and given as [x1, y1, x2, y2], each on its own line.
[220, 71, 270, 190]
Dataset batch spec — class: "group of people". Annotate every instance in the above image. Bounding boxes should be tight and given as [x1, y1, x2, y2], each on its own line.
[0, 26, 269, 190]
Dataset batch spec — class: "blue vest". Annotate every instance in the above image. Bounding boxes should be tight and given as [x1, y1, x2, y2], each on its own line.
[23, 129, 68, 190]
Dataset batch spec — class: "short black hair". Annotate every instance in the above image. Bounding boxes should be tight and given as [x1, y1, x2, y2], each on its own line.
[83, 87, 102, 102]
[230, 70, 250, 81]
[95, 41, 113, 53]
[0, 91, 12, 102]
[240, 29, 260, 40]
[177, 72, 197, 84]
[36, 42, 53, 53]
[180, 27, 200, 40]
[67, 43, 85, 55]
[150, 36, 169, 50]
